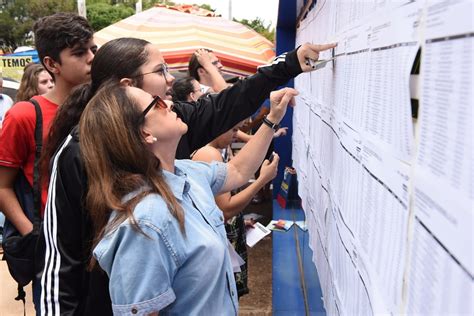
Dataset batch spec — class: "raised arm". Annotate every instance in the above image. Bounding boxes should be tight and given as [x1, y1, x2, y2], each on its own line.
[173, 42, 336, 158]
[220, 88, 298, 193]
[192, 145, 278, 220]
[217, 158, 278, 220]
[194, 49, 229, 93]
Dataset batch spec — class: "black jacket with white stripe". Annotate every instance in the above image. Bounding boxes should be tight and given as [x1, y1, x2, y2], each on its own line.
[38, 48, 302, 315]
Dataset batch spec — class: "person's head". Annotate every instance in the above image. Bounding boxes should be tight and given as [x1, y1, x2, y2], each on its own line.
[89, 38, 175, 99]
[33, 12, 96, 86]
[210, 120, 244, 149]
[188, 48, 223, 82]
[131, 86, 188, 148]
[16, 63, 54, 101]
[172, 77, 203, 102]
[42, 37, 176, 176]
[79, 81, 184, 267]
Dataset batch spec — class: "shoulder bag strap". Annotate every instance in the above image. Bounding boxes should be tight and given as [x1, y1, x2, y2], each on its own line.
[29, 98, 43, 231]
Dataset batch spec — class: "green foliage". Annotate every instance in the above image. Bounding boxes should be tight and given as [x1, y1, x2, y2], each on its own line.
[140, 1, 212, 11]
[198, 4, 214, 12]
[0, 11, 17, 48]
[234, 17, 275, 43]
[87, 3, 134, 31]
[0, 0, 75, 49]
[0, 0, 219, 49]
[142, 0, 176, 10]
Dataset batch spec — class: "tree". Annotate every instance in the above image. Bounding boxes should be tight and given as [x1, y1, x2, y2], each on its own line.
[87, 3, 134, 31]
[233, 17, 275, 43]
[0, 0, 75, 50]
[0, 0, 219, 49]
[0, 12, 17, 48]
[198, 4, 214, 12]
[142, 0, 176, 10]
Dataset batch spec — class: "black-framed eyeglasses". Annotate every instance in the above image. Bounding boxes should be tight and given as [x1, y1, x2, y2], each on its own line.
[137, 63, 170, 77]
[142, 95, 168, 117]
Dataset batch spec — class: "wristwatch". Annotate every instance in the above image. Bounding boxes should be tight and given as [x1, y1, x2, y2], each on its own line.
[262, 115, 280, 132]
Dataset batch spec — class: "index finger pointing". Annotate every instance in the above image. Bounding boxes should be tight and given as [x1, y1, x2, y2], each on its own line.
[313, 43, 337, 52]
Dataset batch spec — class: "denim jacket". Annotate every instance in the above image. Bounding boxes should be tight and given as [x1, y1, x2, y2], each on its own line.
[93, 160, 238, 315]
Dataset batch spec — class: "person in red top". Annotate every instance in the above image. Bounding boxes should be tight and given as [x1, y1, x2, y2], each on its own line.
[0, 12, 96, 311]
[0, 96, 58, 213]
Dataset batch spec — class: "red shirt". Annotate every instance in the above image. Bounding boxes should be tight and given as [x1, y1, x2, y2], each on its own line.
[0, 95, 59, 214]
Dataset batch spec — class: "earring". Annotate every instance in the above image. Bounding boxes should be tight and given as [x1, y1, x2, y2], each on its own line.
[152, 137, 158, 143]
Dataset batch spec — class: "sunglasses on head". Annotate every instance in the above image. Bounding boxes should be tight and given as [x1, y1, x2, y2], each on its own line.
[142, 95, 168, 117]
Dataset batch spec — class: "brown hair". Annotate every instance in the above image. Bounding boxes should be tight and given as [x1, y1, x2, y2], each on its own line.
[41, 37, 149, 177]
[188, 48, 212, 81]
[172, 76, 197, 102]
[79, 81, 184, 268]
[33, 12, 93, 78]
[16, 63, 48, 102]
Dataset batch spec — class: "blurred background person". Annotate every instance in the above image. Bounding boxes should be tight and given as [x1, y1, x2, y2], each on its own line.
[0, 76, 10, 239]
[0, 77, 14, 131]
[192, 121, 279, 298]
[188, 48, 229, 93]
[16, 63, 54, 102]
[0, 75, 13, 290]
[172, 76, 204, 102]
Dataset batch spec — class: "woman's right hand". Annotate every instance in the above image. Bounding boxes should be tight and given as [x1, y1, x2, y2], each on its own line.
[266, 88, 299, 125]
[258, 153, 280, 183]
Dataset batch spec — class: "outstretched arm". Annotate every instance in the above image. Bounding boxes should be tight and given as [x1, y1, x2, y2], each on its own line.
[221, 88, 298, 193]
[173, 42, 336, 158]
[192, 146, 278, 220]
[216, 158, 278, 220]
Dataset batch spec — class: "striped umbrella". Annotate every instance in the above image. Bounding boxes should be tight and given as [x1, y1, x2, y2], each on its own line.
[93, 5, 275, 77]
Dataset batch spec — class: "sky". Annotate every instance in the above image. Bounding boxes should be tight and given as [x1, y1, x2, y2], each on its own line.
[186, 0, 280, 28]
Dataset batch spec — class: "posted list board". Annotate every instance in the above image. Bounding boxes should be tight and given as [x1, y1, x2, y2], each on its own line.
[292, 0, 473, 314]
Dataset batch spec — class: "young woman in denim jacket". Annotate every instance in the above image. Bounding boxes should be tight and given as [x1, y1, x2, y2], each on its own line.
[79, 81, 297, 315]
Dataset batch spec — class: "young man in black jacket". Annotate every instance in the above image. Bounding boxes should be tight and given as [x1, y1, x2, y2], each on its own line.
[39, 38, 336, 315]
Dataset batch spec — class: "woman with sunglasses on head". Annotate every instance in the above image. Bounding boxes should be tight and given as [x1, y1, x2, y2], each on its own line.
[80, 80, 296, 315]
[39, 37, 336, 315]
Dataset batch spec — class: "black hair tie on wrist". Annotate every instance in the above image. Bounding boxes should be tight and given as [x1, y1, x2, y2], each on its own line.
[262, 115, 280, 132]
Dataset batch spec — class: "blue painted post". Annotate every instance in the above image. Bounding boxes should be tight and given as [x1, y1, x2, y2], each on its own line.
[274, 1, 297, 198]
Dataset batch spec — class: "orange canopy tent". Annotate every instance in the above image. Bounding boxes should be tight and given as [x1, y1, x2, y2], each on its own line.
[94, 4, 275, 77]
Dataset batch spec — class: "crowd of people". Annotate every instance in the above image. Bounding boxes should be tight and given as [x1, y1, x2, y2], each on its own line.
[0, 12, 336, 315]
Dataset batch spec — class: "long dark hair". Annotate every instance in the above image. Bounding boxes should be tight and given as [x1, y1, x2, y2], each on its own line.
[41, 37, 151, 175]
[80, 81, 184, 268]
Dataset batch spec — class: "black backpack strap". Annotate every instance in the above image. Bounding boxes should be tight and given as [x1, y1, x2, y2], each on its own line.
[29, 98, 43, 232]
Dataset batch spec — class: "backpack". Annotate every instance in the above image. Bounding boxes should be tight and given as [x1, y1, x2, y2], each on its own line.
[2, 98, 43, 306]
